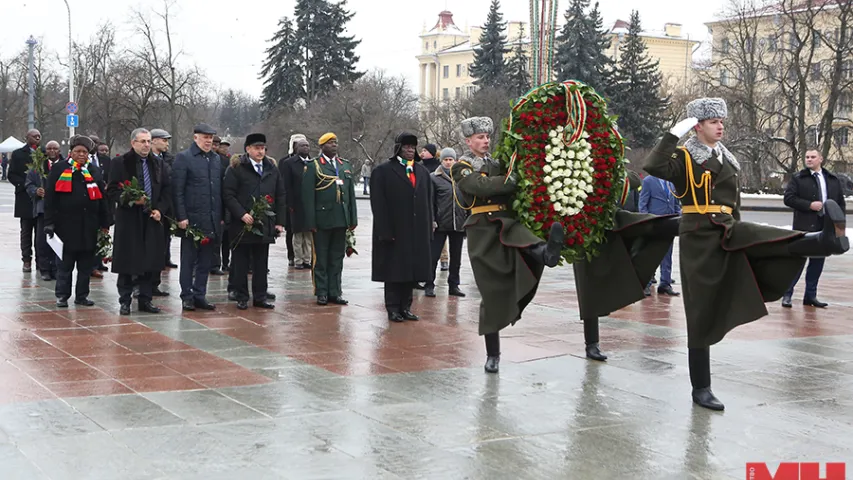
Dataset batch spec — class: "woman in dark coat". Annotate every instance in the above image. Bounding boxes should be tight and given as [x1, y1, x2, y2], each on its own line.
[370, 132, 434, 322]
[106, 132, 171, 314]
[44, 135, 110, 308]
[223, 134, 287, 310]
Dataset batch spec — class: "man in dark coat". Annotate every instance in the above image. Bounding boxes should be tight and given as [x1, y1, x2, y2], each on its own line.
[172, 124, 223, 311]
[87, 135, 112, 277]
[370, 133, 434, 322]
[210, 136, 230, 276]
[302, 132, 358, 306]
[280, 134, 312, 269]
[450, 117, 565, 374]
[9, 129, 42, 272]
[25, 140, 63, 281]
[644, 97, 849, 411]
[151, 128, 177, 273]
[44, 135, 110, 308]
[426, 147, 468, 298]
[107, 128, 170, 315]
[224, 133, 286, 310]
[782, 149, 846, 308]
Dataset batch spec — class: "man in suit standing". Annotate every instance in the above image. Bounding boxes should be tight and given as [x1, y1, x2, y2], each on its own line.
[782, 149, 847, 308]
[8, 129, 42, 272]
[639, 173, 681, 297]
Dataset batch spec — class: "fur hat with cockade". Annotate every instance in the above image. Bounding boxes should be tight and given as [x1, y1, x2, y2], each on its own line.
[461, 117, 494, 138]
[686, 98, 727, 122]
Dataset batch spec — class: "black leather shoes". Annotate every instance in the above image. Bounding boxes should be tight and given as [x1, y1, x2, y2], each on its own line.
[413, 283, 425, 290]
[194, 300, 215, 310]
[56, 298, 69, 308]
[294, 264, 306, 270]
[74, 298, 95, 307]
[484, 355, 500, 373]
[781, 295, 793, 308]
[449, 286, 466, 297]
[329, 296, 348, 305]
[657, 285, 680, 296]
[643, 286, 652, 297]
[585, 343, 608, 361]
[692, 387, 725, 411]
[139, 302, 161, 314]
[236, 300, 248, 310]
[788, 199, 849, 256]
[401, 310, 419, 321]
[167, 262, 178, 268]
[804, 297, 828, 308]
[388, 312, 405, 323]
[317, 295, 328, 306]
[182, 300, 195, 311]
[152, 288, 169, 297]
[120, 303, 131, 315]
[40, 273, 53, 281]
[424, 286, 436, 297]
[266, 292, 276, 300]
[228, 291, 238, 301]
[210, 269, 226, 276]
[288, 259, 295, 267]
[253, 301, 275, 309]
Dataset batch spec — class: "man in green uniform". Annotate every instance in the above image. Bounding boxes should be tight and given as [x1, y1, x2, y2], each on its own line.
[302, 133, 358, 306]
[451, 116, 565, 374]
[572, 170, 680, 361]
[644, 98, 849, 411]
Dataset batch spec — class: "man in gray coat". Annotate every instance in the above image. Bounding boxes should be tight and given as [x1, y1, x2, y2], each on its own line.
[172, 124, 223, 311]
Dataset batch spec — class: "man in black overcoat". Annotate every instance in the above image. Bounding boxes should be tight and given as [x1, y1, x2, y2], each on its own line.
[370, 132, 434, 322]
[9, 129, 42, 272]
[107, 128, 171, 315]
[280, 134, 313, 269]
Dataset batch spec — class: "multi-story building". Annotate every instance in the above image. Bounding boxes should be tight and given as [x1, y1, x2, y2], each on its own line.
[416, 10, 701, 105]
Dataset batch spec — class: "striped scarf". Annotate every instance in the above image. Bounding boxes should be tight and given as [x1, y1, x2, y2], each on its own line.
[398, 156, 415, 187]
[55, 160, 103, 200]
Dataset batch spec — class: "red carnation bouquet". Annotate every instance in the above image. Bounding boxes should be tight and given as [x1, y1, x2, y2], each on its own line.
[119, 176, 209, 245]
[496, 81, 627, 263]
[231, 195, 276, 247]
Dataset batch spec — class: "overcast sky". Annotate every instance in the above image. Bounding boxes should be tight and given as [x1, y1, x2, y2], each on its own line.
[1, 0, 725, 98]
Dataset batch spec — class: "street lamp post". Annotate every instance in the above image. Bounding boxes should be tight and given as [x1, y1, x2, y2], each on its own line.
[63, 0, 75, 138]
[26, 36, 37, 131]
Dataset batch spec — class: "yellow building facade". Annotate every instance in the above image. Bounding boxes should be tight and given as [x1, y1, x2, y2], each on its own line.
[417, 10, 700, 104]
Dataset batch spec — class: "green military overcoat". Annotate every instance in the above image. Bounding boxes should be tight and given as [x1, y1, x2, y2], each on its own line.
[301, 156, 358, 231]
[451, 153, 544, 335]
[644, 133, 805, 347]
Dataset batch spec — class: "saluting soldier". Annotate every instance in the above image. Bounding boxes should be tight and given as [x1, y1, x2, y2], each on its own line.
[644, 97, 849, 411]
[451, 117, 565, 374]
[302, 133, 358, 306]
[572, 170, 680, 361]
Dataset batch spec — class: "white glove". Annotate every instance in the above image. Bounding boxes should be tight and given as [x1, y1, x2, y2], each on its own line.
[670, 117, 699, 138]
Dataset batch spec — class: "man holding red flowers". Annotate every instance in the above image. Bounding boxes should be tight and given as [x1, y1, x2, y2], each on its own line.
[223, 133, 286, 310]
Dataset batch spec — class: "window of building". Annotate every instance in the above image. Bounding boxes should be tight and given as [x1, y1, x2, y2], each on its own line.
[443, 65, 449, 78]
[720, 70, 729, 86]
[766, 65, 777, 81]
[433, 41, 437, 49]
[767, 35, 777, 52]
[812, 31, 821, 49]
[836, 127, 849, 146]
[455, 87, 461, 99]
[456, 64, 462, 77]
[467, 85, 477, 97]
[721, 38, 730, 54]
[839, 93, 853, 114]
[442, 88, 449, 100]
[467, 63, 473, 76]
[809, 94, 821, 114]
[789, 33, 800, 49]
[425, 42, 429, 50]
[842, 60, 853, 80]
[811, 62, 821, 81]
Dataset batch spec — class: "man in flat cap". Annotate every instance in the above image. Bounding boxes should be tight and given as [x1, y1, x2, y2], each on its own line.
[172, 123, 223, 311]
[369, 132, 434, 322]
[451, 117, 565, 374]
[280, 134, 312, 269]
[223, 133, 286, 310]
[645, 97, 849, 411]
[151, 128, 177, 274]
[302, 133, 357, 306]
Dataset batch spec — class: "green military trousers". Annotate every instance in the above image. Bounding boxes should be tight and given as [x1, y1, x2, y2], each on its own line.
[312, 227, 347, 297]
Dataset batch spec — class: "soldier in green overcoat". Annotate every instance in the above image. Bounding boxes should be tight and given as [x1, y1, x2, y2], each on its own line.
[572, 170, 680, 361]
[644, 97, 849, 411]
[301, 132, 358, 306]
[450, 116, 565, 374]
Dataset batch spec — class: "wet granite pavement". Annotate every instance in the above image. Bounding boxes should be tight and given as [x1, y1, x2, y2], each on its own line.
[0, 188, 851, 479]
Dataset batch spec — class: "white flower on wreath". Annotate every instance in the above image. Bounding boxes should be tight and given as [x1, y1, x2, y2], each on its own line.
[549, 130, 558, 138]
[551, 137, 561, 146]
[543, 165, 553, 174]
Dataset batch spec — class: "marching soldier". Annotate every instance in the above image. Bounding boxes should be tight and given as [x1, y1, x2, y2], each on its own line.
[451, 117, 565, 374]
[644, 97, 849, 411]
[302, 133, 358, 306]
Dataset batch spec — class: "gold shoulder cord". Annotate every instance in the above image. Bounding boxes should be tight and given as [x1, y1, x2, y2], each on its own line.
[313, 159, 341, 203]
[670, 147, 712, 214]
[451, 160, 477, 211]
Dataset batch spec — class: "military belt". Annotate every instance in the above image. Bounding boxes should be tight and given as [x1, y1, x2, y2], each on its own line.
[682, 205, 733, 215]
[470, 204, 507, 215]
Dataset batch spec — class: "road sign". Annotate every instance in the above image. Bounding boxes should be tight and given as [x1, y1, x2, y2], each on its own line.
[66, 114, 79, 128]
[66, 102, 78, 114]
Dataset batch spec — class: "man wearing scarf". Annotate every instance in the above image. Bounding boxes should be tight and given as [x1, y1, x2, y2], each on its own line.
[44, 135, 110, 308]
[107, 128, 170, 316]
[25, 140, 63, 281]
[302, 133, 357, 306]
[369, 133, 434, 322]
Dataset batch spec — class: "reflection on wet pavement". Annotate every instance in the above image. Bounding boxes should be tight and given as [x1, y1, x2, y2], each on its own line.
[0, 200, 850, 479]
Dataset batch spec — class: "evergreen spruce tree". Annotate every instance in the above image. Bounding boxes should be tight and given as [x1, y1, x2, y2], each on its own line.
[553, 0, 613, 96]
[259, 17, 305, 111]
[295, 0, 362, 103]
[506, 24, 531, 96]
[219, 89, 240, 132]
[609, 10, 669, 148]
[470, 0, 509, 89]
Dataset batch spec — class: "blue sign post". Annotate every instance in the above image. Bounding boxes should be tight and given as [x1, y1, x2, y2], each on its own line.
[66, 114, 79, 128]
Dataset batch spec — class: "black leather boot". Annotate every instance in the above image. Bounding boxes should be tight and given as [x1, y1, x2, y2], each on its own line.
[484, 355, 500, 373]
[583, 316, 607, 361]
[689, 347, 724, 411]
[524, 223, 565, 268]
[788, 199, 849, 257]
[484, 332, 500, 373]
